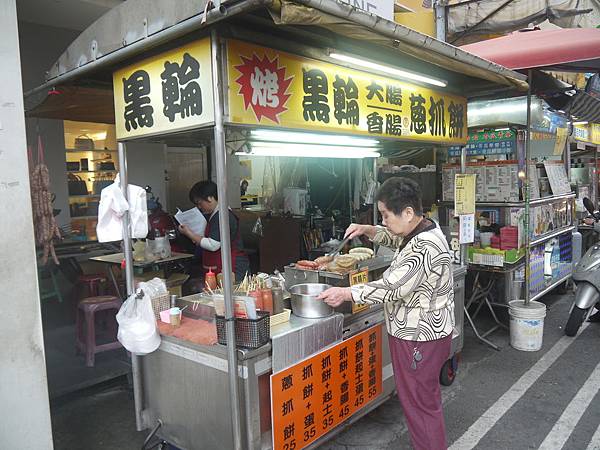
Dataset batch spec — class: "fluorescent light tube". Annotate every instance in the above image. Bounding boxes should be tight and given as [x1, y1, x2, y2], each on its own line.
[250, 129, 380, 147]
[573, 121, 588, 125]
[236, 144, 380, 159]
[329, 52, 447, 88]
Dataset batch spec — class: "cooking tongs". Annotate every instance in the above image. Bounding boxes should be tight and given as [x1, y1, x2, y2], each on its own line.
[326, 236, 350, 257]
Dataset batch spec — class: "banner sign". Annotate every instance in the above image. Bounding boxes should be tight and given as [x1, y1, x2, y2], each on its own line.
[448, 129, 516, 156]
[227, 40, 467, 145]
[113, 38, 214, 140]
[271, 325, 383, 449]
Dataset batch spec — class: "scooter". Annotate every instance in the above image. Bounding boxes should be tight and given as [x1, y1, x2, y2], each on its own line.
[565, 197, 600, 336]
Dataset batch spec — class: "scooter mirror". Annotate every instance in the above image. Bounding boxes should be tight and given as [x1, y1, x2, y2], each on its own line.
[583, 197, 596, 216]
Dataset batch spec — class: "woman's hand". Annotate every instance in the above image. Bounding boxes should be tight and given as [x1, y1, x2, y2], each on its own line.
[345, 223, 377, 240]
[318, 287, 352, 307]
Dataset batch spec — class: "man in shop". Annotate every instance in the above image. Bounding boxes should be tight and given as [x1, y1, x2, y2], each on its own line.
[318, 177, 454, 450]
[178, 180, 249, 283]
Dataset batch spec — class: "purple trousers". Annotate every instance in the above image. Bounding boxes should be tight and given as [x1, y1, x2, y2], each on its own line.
[388, 334, 452, 450]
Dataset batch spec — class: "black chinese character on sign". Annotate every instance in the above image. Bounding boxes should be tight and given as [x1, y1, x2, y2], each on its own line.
[366, 81, 384, 102]
[356, 381, 364, 395]
[303, 364, 313, 381]
[303, 383, 314, 400]
[356, 361, 364, 373]
[122, 70, 154, 131]
[339, 359, 348, 373]
[355, 351, 364, 363]
[322, 403, 333, 416]
[283, 423, 295, 440]
[355, 339, 364, 351]
[428, 97, 446, 136]
[355, 372, 364, 386]
[339, 347, 348, 360]
[369, 332, 377, 343]
[304, 413, 315, 429]
[367, 112, 383, 134]
[410, 93, 427, 135]
[385, 114, 402, 136]
[386, 85, 402, 106]
[282, 399, 294, 416]
[341, 380, 349, 393]
[340, 391, 349, 405]
[332, 75, 359, 125]
[282, 374, 294, 391]
[369, 375, 377, 388]
[369, 354, 377, 366]
[321, 355, 332, 370]
[160, 53, 203, 122]
[448, 101, 465, 138]
[369, 368, 376, 379]
[302, 69, 330, 123]
[322, 368, 332, 383]
[323, 390, 333, 403]
[369, 342, 377, 353]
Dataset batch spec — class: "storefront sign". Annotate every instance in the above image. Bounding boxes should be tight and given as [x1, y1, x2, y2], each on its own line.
[448, 129, 516, 156]
[271, 325, 383, 450]
[574, 125, 590, 142]
[350, 268, 369, 314]
[338, 0, 394, 21]
[227, 40, 467, 145]
[113, 38, 214, 140]
[553, 127, 568, 156]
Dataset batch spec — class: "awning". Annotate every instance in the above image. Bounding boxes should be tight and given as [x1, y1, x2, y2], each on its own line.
[460, 28, 600, 72]
[567, 91, 600, 123]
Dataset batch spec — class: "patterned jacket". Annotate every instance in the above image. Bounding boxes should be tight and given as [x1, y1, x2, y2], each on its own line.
[351, 221, 455, 341]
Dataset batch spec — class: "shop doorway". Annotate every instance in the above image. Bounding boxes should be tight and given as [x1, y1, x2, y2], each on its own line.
[165, 146, 209, 215]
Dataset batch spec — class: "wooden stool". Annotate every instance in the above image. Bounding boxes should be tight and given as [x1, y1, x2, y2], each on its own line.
[76, 295, 122, 367]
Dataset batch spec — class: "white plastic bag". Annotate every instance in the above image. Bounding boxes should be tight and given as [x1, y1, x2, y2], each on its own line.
[116, 288, 161, 354]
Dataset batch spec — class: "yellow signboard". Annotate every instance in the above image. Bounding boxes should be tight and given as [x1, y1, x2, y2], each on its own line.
[113, 38, 214, 140]
[454, 174, 476, 215]
[350, 268, 370, 314]
[226, 40, 467, 145]
[553, 127, 568, 156]
[574, 123, 600, 145]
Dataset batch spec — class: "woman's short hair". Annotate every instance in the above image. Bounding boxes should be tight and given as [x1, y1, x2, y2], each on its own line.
[189, 180, 218, 204]
[376, 177, 423, 216]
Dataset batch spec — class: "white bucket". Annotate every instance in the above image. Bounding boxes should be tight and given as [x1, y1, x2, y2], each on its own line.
[508, 300, 547, 351]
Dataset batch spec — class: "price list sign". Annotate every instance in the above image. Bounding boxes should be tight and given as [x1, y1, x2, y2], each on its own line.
[271, 325, 383, 450]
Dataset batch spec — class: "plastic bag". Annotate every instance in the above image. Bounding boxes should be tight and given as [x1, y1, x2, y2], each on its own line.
[116, 288, 161, 354]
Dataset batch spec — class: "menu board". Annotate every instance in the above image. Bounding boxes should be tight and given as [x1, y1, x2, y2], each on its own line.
[455, 174, 476, 215]
[443, 162, 519, 202]
[271, 325, 383, 450]
[543, 161, 571, 195]
[350, 268, 369, 314]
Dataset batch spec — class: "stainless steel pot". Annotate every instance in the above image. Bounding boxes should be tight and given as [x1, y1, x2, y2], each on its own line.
[290, 283, 333, 318]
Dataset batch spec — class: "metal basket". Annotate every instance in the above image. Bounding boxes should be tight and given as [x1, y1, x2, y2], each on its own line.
[150, 293, 170, 320]
[216, 311, 270, 349]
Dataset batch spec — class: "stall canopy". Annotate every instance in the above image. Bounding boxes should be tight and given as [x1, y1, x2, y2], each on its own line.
[461, 28, 600, 122]
[24, 0, 528, 122]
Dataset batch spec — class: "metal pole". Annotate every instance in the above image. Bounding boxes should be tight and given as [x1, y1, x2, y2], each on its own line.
[434, 0, 446, 42]
[211, 29, 243, 450]
[524, 70, 532, 305]
[348, 159, 353, 222]
[118, 142, 144, 431]
[460, 145, 467, 267]
[372, 157, 378, 226]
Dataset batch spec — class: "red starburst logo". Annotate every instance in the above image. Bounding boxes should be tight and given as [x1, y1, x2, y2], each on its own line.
[234, 52, 293, 124]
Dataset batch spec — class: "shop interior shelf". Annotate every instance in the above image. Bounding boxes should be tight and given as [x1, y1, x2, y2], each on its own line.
[438, 193, 576, 208]
[66, 170, 117, 173]
[529, 226, 575, 247]
[65, 148, 117, 153]
[530, 273, 572, 303]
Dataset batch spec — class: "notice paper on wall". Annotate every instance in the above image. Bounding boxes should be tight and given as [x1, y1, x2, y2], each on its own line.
[455, 174, 477, 215]
[459, 214, 475, 244]
[174, 207, 207, 237]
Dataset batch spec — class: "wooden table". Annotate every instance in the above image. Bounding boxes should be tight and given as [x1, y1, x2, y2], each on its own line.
[89, 252, 194, 298]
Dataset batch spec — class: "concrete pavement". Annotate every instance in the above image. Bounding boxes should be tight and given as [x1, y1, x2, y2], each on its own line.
[51, 291, 600, 450]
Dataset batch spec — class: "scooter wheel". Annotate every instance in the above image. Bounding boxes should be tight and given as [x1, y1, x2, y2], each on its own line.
[565, 306, 587, 337]
[440, 358, 457, 386]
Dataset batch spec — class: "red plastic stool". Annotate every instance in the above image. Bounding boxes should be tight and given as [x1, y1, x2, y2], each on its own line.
[76, 295, 123, 367]
[76, 274, 108, 298]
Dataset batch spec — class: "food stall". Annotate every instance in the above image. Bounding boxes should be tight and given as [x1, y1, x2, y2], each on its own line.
[25, 1, 527, 449]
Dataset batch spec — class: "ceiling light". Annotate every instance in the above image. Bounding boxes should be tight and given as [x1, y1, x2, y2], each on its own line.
[328, 52, 447, 88]
[250, 129, 380, 147]
[236, 143, 380, 159]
